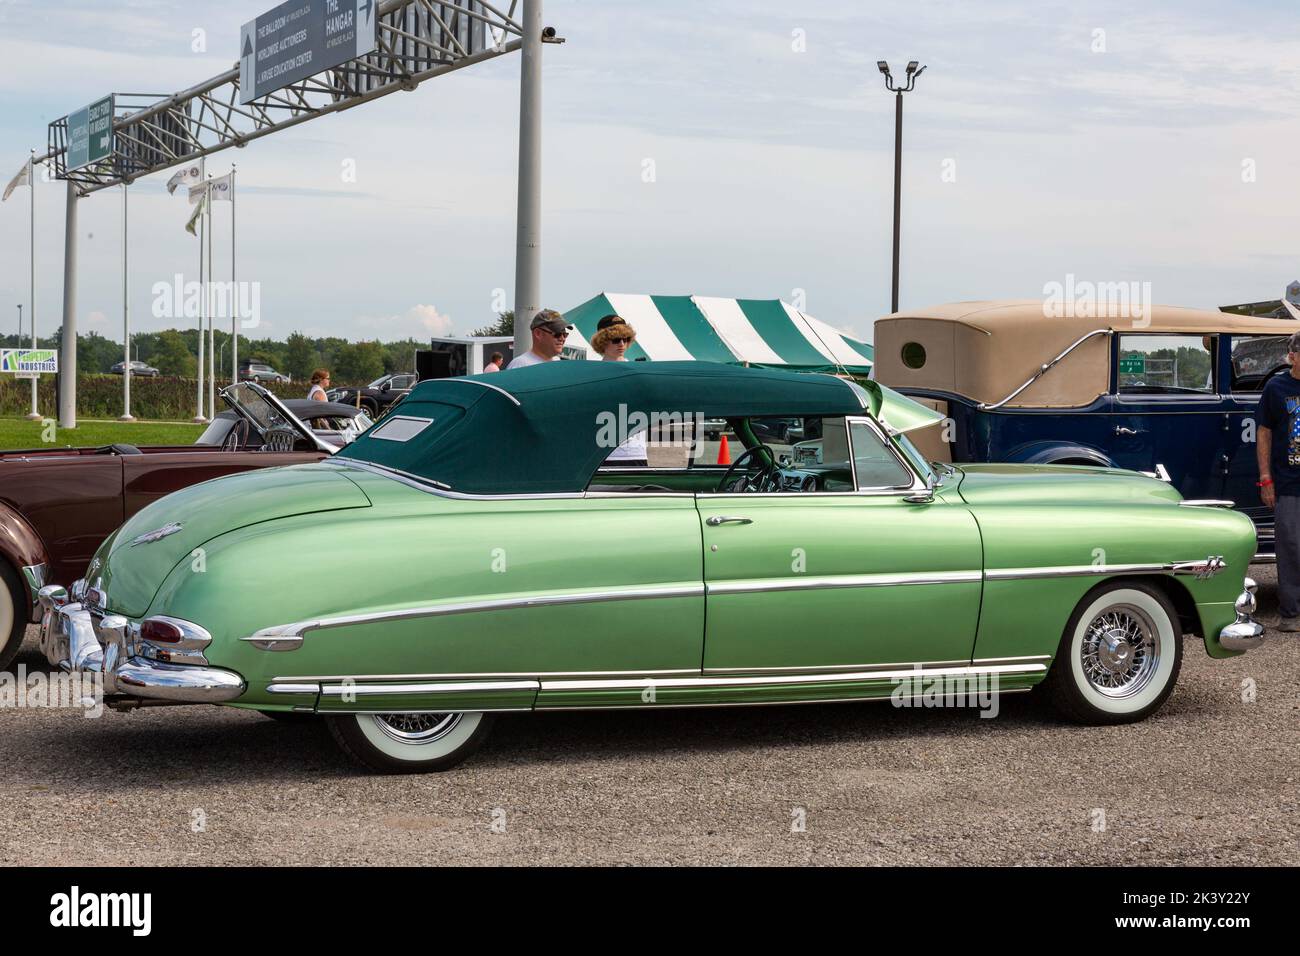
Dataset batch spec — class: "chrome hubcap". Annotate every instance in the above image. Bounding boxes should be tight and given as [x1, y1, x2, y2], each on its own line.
[373, 713, 462, 744]
[1081, 605, 1160, 698]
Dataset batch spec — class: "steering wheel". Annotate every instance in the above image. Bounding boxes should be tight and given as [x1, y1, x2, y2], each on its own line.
[221, 418, 249, 452]
[719, 445, 781, 493]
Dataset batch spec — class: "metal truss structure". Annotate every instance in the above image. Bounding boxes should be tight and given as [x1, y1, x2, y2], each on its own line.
[45, 0, 524, 193]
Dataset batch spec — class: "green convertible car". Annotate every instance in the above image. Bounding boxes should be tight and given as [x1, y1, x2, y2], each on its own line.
[37, 364, 1263, 772]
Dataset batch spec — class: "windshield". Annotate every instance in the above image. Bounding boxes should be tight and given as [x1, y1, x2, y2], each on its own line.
[892, 432, 935, 484]
[367, 375, 390, 388]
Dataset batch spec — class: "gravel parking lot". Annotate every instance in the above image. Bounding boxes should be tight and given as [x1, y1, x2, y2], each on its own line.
[2, 566, 1297, 867]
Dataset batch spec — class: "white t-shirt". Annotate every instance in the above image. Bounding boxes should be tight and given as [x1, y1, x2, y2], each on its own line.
[307, 384, 327, 401]
[506, 351, 554, 370]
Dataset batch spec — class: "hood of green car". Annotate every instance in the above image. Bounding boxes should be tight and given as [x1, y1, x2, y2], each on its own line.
[954, 462, 1184, 506]
[94, 464, 371, 617]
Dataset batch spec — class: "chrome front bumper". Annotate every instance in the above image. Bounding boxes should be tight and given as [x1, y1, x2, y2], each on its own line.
[37, 586, 245, 704]
[1219, 577, 1265, 652]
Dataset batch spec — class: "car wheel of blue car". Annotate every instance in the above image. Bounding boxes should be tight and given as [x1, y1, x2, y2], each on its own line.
[1044, 582, 1182, 725]
[326, 711, 495, 773]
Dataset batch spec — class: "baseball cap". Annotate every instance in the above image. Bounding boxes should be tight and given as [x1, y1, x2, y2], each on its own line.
[530, 309, 572, 334]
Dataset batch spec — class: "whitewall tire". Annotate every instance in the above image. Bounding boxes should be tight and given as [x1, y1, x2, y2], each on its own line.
[1044, 582, 1182, 724]
[0, 563, 26, 672]
[326, 711, 494, 773]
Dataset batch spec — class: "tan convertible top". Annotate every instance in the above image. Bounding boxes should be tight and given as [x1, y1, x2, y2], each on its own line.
[873, 299, 1300, 408]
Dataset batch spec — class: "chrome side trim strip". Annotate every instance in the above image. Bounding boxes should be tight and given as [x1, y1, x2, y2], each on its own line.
[985, 560, 1226, 581]
[320, 680, 539, 697]
[702, 659, 970, 676]
[539, 662, 1047, 693]
[542, 689, 1035, 712]
[1180, 499, 1234, 508]
[266, 683, 320, 695]
[706, 570, 981, 595]
[274, 668, 700, 682]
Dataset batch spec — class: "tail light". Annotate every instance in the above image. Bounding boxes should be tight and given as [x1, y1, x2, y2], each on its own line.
[140, 618, 184, 644]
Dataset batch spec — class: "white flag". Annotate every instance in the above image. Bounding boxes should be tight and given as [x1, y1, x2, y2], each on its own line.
[187, 180, 210, 205]
[209, 172, 234, 202]
[166, 161, 203, 195]
[185, 192, 208, 235]
[2, 158, 30, 203]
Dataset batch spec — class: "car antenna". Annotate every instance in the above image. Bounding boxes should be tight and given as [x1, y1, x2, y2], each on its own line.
[794, 304, 854, 381]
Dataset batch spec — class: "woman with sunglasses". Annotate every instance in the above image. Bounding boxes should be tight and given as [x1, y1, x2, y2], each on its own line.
[593, 314, 648, 467]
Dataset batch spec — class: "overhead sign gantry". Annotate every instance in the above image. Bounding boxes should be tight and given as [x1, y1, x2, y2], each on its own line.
[32, 0, 556, 430]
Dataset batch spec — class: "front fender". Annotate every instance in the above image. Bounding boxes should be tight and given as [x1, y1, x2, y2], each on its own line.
[1003, 439, 1115, 468]
[0, 501, 50, 620]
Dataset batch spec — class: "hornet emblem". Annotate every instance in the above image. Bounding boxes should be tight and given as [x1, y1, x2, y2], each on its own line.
[130, 522, 183, 546]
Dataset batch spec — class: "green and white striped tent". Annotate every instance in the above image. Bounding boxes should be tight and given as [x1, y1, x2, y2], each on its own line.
[563, 294, 874, 373]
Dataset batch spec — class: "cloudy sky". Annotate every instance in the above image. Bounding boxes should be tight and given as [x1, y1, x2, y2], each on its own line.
[2, 0, 1299, 346]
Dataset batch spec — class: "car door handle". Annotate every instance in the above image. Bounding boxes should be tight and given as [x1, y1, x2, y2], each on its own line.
[1114, 426, 1144, 436]
[706, 515, 753, 526]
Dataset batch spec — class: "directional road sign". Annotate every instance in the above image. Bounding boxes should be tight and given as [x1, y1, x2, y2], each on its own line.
[65, 96, 115, 171]
[240, 0, 379, 104]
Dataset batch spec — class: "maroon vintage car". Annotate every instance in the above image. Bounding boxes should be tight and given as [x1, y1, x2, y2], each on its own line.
[0, 384, 370, 669]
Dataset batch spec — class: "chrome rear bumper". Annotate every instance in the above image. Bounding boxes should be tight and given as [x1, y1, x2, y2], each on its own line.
[37, 586, 245, 704]
[1219, 577, 1265, 652]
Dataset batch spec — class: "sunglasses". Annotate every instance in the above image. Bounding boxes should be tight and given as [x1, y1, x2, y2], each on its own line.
[541, 327, 570, 339]
[608, 337, 631, 345]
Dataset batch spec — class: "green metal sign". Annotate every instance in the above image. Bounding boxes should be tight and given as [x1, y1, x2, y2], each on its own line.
[0, 349, 59, 374]
[66, 96, 114, 171]
[1119, 355, 1146, 375]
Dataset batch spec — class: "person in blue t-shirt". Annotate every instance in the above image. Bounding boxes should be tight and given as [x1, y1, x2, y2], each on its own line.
[1256, 329, 1300, 631]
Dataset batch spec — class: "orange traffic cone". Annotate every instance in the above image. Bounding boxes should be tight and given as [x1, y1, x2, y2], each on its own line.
[717, 434, 731, 466]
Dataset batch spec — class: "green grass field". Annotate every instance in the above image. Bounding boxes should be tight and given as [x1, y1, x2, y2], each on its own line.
[0, 416, 205, 450]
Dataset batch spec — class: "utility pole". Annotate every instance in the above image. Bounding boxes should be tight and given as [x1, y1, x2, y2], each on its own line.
[513, 0, 544, 359]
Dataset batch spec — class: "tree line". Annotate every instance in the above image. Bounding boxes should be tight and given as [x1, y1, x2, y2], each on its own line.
[0, 329, 430, 386]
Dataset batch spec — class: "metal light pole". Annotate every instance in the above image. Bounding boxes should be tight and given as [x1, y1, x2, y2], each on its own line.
[59, 179, 78, 429]
[877, 60, 925, 315]
[120, 181, 134, 421]
[513, 0, 544, 359]
[16, 304, 21, 342]
[27, 150, 39, 421]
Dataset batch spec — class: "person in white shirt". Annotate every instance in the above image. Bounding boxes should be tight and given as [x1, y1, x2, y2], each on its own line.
[307, 368, 330, 401]
[506, 310, 571, 369]
[593, 313, 648, 467]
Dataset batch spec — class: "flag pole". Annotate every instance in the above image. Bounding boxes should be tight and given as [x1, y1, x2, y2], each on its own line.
[193, 160, 206, 422]
[119, 180, 133, 420]
[231, 164, 237, 388]
[26, 150, 39, 420]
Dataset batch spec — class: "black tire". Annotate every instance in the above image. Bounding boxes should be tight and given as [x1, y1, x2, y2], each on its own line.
[0, 561, 29, 672]
[361, 401, 380, 419]
[326, 712, 495, 773]
[1042, 581, 1183, 725]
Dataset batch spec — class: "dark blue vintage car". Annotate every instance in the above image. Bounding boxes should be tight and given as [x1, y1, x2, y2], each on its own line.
[874, 300, 1300, 559]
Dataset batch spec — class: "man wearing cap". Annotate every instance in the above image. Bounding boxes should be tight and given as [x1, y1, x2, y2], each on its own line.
[507, 309, 572, 369]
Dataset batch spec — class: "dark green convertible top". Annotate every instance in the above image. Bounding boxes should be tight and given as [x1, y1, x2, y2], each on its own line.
[335, 360, 872, 495]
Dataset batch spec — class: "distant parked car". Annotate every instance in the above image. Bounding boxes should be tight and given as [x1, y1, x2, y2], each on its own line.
[196, 399, 373, 450]
[109, 360, 159, 377]
[328, 372, 417, 419]
[240, 362, 290, 384]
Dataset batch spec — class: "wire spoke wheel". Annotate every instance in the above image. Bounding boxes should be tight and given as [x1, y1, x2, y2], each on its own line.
[1079, 603, 1160, 698]
[372, 712, 462, 744]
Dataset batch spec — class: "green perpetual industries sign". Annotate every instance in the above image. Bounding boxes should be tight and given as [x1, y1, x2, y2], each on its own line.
[239, 0, 379, 104]
[0, 349, 59, 377]
[65, 96, 115, 171]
